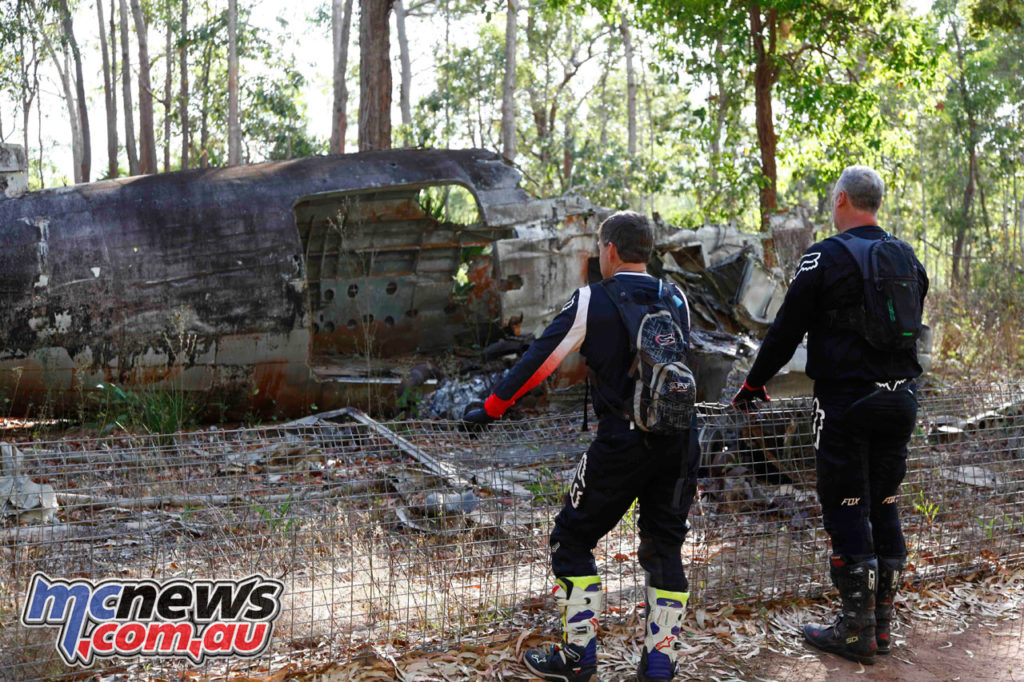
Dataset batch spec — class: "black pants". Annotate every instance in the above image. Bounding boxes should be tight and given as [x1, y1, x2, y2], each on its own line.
[813, 381, 918, 561]
[549, 420, 701, 592]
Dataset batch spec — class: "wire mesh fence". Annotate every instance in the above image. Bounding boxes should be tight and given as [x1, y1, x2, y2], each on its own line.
[1, 383, 1022, 680]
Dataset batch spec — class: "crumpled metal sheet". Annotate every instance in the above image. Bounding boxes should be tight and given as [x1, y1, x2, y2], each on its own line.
[0, 442, 58, 523]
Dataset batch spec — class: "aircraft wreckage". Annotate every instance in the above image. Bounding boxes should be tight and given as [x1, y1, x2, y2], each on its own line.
[0, 144, 929, 419]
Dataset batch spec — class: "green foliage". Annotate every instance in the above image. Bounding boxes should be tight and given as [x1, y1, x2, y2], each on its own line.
[91, 382, 201, 435]
[256, 496, 298, 533]
[183, 5, 322, 166]
[413, 22, 506, 149]
[417, 184, 482, 225]
[525, 467, 565, 506]
[913, 489, 939, 525]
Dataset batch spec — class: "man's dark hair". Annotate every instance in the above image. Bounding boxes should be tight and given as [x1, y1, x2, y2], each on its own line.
[599, 211, 654, 263]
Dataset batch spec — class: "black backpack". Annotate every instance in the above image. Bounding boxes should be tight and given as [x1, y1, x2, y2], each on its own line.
[595, 277, 696, 433]
[827, 232, 924, 351]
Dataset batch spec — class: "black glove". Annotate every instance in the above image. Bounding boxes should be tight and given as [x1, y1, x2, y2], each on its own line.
[461, 401, 496, 432]
[732, 381, 770, 413]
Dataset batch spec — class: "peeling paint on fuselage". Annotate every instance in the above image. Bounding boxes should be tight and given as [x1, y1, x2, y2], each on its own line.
[0, 149, 576, 418]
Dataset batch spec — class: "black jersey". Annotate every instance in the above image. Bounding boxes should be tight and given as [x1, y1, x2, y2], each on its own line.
[746, 225, 929, 388]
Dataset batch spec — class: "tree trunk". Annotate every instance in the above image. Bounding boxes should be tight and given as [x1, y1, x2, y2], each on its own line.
[97, 0, 118, 178]
[18, 2, 39, 173]
[562, 113, 573, 191]
[330, 0, 354, 154]
[596, 55, 609, 147]
[228, 0, 241, 165]
[951, 22, 976, 288]
[501, 0, 517, 160]
[200, 39, 211, 168]
[953, 145, 977, 287]
[131, 0, 157, 174]
[358, 0, 392, 152]
[42, 31, 83, 183]
[59, 0, 90, 183]
[179, 0, 189, 169]
[120, 0, 139, 174]
[750, 2, 779, 230]
[110, 0, 119, 172]
[394, 0, 412, 144]
[1015, 165, 1022, 268]
[620, 14, 636, 158]
[163, 0, 173, 172]
[709, 39, 728, 189]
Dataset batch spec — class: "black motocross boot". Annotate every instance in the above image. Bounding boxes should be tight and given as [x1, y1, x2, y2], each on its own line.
[803, 555, 878, 665]
[875, 557, 903, 655]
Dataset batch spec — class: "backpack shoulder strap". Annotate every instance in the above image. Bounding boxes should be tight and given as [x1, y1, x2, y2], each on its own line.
[658, 280, 691, 347]
[598, 277, 641, 351]
[589, 277, 635, 421]
[830, 232, 877, 281]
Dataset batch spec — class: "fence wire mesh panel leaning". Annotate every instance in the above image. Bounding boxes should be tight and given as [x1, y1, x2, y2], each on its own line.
[0, 383, 1022, 680]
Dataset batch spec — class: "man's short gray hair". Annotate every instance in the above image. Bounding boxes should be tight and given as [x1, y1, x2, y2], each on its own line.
[833, 165, 885, 214]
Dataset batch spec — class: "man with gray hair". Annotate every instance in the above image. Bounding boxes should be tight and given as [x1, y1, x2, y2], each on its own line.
[732, 165, 928, 665]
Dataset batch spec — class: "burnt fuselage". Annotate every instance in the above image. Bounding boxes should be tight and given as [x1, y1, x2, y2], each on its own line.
[0, 149, 595, 418]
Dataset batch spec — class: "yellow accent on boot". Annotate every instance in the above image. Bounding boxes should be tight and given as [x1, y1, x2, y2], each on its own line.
[648, 587, 689, 610]
[554, 576, 602, 649]
[644, 587, 689, 668]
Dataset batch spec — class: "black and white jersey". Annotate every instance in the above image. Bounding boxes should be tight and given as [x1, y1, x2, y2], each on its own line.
[489, 272, 690, 429]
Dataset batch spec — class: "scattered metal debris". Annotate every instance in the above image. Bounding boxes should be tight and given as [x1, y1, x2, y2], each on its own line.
[0, 442, 57, 524]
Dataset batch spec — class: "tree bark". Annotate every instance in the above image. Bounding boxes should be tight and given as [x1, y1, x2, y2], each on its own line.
[951, 22, 976, 288]
[358, 0, 392, 152]
[200, 38, 211, 168]
[119, 0, 138, 174]
[393, 0, 412, 144]
[228, 0, 241, 165]
[109, 0, 119, 172]
[130, 0, 157, 174]
[97, 0, 118, 178]
[179, 0, 189, 169]
[330, 0, 354, 154]
[501, 0, 517, 160]
[163, 0, 173, 172]
[750, 2, 779, 230]
[17, 1, 39, 174]
[59, 0, 90, 183]
[620, 14, 636, 158]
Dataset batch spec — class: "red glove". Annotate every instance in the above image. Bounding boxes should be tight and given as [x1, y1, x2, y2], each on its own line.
[732, 381, 770, 413]
[461, 394, 514, 432]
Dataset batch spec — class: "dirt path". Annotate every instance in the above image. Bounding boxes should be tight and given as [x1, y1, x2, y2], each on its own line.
[737, 616, 1023, 682]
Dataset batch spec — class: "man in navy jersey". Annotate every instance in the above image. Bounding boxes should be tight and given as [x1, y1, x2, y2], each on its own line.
[732, 166, 928, 664]
[465, 211, 700, 682]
